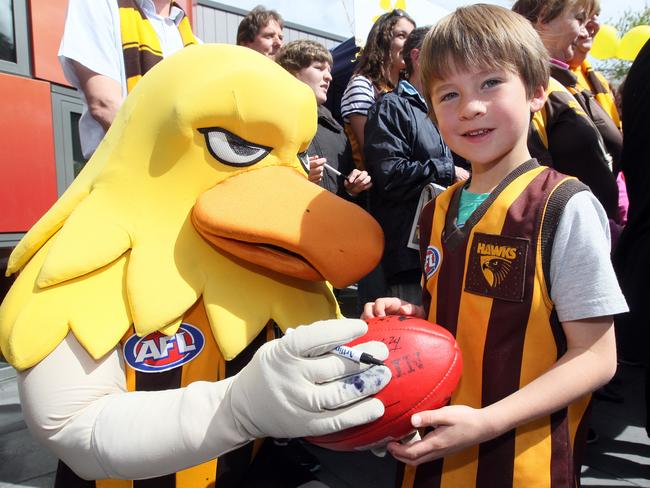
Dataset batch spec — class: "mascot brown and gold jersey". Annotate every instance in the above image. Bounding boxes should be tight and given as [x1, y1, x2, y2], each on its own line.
[400, 161, 590, 488]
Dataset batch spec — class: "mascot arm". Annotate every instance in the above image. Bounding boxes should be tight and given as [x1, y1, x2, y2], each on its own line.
[18, 319, 390, 480]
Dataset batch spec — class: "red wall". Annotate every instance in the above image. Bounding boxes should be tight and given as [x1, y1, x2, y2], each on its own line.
[0, 74, 58, 232]
[1, 1, 198, 233]
[29, 0, 69, 86]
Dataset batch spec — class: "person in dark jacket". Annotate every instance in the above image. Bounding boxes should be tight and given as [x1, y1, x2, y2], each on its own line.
[364, 27, 467, 303]
[309, 105, 363, 198]
[276, 39, 372, 198]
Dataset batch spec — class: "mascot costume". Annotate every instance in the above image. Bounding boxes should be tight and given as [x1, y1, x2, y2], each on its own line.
[0, 45, 391, 487]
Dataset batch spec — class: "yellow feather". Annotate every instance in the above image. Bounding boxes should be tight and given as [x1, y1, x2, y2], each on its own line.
[159, 316, 183, 336]
[37, 192, 131, 287]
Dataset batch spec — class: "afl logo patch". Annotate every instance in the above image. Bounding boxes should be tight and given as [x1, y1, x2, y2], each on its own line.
[424, 246, 441, 279]
[123, 323, 205, 373]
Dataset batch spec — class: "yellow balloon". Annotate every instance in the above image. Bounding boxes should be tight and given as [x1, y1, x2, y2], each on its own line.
[591, 24, 619, 59]
[618, 25, 650, 61]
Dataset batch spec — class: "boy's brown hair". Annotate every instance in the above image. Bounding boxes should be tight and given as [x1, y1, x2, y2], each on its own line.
[236, 5, 284, 45]
[275, 40, 333, 75]
[420, 4, 549, 116]
[512, 0, 600, 24]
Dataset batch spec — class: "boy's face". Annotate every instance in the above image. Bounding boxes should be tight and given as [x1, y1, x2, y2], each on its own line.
[429, 66, 545, 171]
[295, 61, 332, 106]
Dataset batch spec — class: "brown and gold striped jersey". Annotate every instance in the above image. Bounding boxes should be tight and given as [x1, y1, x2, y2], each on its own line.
[400, 161, 590, 488]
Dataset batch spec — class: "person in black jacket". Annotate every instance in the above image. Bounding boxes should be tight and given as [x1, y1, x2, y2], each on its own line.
[613, 38, 650, 436]
[364, 27, 467, 304]
[276, 40, 372, 199]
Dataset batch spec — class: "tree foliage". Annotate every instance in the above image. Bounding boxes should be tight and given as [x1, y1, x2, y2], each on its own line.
[593, 6, 650, 83]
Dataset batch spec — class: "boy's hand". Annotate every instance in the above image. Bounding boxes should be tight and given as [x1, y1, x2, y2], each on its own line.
[344, 169, 372, 196]
[308, 155, 326, 184]
[386, 405, 496, 466]
[361, 297, 425, 320]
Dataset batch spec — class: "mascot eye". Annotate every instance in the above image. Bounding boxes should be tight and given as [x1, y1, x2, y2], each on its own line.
[297, 151, 310, 174]
[199, 128, 271, 167]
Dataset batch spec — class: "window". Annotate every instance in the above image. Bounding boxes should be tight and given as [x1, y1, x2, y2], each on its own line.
[52, 85, 88, 194]
[0, 0, 30, 76]
[0, 245, 16, 375]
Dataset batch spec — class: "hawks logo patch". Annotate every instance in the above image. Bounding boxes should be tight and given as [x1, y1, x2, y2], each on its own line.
[424, 246, 441, 279]
[465, 233, 528, 302]
[123, 323, 205, 373]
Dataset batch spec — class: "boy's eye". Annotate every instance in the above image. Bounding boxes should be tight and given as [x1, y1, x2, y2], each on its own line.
[482, 79, 502, 89]
[440, 92, 457, 102]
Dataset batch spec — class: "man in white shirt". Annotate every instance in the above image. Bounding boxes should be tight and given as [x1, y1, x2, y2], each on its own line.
[59, 0, 197, 158]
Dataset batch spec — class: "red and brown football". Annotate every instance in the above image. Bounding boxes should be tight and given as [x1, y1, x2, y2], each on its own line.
[306, 315, 462, 451]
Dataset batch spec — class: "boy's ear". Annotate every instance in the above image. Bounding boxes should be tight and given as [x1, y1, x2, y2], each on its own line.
[529, 85, 547, 113]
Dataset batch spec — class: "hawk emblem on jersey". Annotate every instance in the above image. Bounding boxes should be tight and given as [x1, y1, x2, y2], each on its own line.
[465, 233, 528, 302]
[424, 246, 441, 279]
[480, 256, 512, 287]
[123, 323, 205, 373]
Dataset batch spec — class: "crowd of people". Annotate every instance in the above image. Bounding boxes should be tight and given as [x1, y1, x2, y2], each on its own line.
[16, 0, 647, 486]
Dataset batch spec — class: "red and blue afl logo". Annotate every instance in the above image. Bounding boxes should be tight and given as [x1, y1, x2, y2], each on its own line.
[123, 323, 205, 373]
[424, 245, 441, 279]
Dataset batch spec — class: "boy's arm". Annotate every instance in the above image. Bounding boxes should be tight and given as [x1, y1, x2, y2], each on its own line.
[388, 316, 616, 465]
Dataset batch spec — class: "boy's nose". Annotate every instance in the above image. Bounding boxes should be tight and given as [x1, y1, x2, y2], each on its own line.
[460, 99, 486, 119]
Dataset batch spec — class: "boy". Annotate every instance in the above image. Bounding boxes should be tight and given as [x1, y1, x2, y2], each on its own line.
[362, 5, 627, 487]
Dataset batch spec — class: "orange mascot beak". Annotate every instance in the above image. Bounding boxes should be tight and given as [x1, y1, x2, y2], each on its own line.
[192, 166, 384, 289]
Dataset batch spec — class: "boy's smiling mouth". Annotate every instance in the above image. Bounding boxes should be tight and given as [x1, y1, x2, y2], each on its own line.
[464, 128, 494, 137]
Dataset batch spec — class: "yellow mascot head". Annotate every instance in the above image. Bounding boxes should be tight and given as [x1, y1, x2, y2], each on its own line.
[0, 45, 384, 370]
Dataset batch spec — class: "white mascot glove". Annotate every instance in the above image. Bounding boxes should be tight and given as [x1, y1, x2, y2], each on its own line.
[227, 318, 391, 439]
